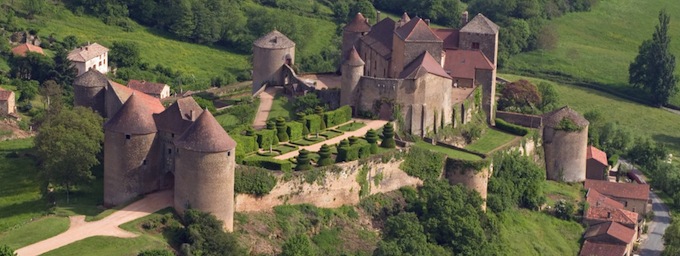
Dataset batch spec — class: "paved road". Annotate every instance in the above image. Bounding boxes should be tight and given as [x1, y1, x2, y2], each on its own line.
[252, 87, 279, 130]
[16, 190, 173, 256]
[640, 192, 671, 256]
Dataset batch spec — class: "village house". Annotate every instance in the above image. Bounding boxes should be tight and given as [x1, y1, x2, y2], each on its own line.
[127, 80, 171, 99]
[68, 42, 109, 76]
[11, 43, 44, 57]
[584, 179, 650, 218]
[587, 146, 609, 180]
[579, 221, 637, 256]
[0, 88, 16, 115]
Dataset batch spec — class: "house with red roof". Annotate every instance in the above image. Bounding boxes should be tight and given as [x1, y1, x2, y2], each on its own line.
[0, 88, 16, 115]
[579, 221, 636, 256]
[584, 179, 650, 217]
[127, 80, 171, 99]
[587, 146, 609, 180]
[11, 43, 44, 57]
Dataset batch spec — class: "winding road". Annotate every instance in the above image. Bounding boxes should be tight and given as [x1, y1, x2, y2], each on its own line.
[640, 192, 671, 256]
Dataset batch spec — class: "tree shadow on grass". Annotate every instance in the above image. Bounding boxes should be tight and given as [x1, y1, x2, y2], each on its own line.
[652, 134, 680, 155]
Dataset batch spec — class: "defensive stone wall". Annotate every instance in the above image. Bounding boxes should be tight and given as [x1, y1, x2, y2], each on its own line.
[496, 111, 542, 128]
[543, 127, 588, 182]
[104, 131, 160, 207]
[443, 158, 491, 211]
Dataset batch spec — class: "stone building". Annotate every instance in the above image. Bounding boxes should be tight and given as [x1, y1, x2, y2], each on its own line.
[584, 179, 650, 217]
[11, 43, 44, 57]
[251, 30, 295, 94]
[542, 106, 589, 182]
[68, 42, 109, 76]
[127, 80, 171, 99]
[0, 88, 16, 115]
[586, 145, 608, 180]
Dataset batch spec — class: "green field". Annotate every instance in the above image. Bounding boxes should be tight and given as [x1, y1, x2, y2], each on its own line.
[499, 208, 584, 256]
[502, 73, 680, 155]
[414, 141, 482, 161]
[0, 216, 68, 249]
[504, 0, 680, 105]
[465, 128, 517, 154]
[267, 95, 295, 121]
[543, 180, 584, 206]
[0, 138, 44, 232]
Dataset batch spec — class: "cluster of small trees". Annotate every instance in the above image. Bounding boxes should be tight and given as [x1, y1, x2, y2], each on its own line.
[497, 79, 559, 114]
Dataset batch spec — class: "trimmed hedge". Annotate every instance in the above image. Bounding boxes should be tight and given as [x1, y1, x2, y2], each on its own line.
[243, 156, 292, 172]
[323, 105, 352, 127]
[337, 140, 371, 162]
[303, 114, 323, 134]
[232, 134, 258, 162]
[494, 118, 529, 136]
[286, 121, 304, 141]
[295, 149, 312, 171]
[256, 129, 279, 149]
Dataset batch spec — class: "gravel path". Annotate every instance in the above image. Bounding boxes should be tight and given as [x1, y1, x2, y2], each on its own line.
[252, 87, 278, 130]
[16, 190, 173, 256]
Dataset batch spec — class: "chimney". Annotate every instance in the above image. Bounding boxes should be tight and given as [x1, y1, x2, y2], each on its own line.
[190, 110, 195, 121]
[376, 11, 381, 22]
[424, 19, 431, 26]
[461, 11, 469, 26]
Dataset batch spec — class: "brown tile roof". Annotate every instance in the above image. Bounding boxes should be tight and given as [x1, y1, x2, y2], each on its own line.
[583, 221, 635, 245]
[584, 179, 650, 201]
[153, 97, 203, 135]
[0, 88, 14, 101]
[127, 80, 169, 95]
[175, 110, 236, 153]
[587, 188, 624, 209]
[443, 49, 494, 80]
[395, 17, 442, 42]
[585, 202, 638, 227]
[579, 240, 627, 256]
[460, 13, 499, 35]
[108, 80, 165, 114]
[74, 69, 109, 88]
[588, 146, 608, 166]
[11, 43, 44, 57]
[344, 12, 371, 33]
[397, 12, 411, 27]
[104, 93, 159, 135]
[68, 43, 108, 62]
[361, 18, 396, 57]
[344, 47, 365, 66]
[434, 28, 460, 50]
[543, 106, 589, 128]
[253, 30, 295, 49]
[400, 51, 451, 80]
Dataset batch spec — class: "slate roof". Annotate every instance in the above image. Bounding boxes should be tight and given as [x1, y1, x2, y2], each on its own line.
[443, 50, 494, 80]
[175, 110, 236, 153]
[253, 30, 295, 49]
[434, 28, 460, 50]
[154, 97, 204, 135]
[460, 13, 499, 35]
[74, 69, 109, 88]
[104, 93, 158, 135]
[344, 47, 365, 66]
[344, 12, 371, 33]
[588, 146, 609, 166]
[0, 88, 14, 101]
[583, 221, 635, 245]
[127, 80, 169, 95]
[68, 43, 108, 62]
[361, 18, 396, 58]
[584, 179, 650, 201]
[11, 43, 44, 57]
[108, 80, 165, 114]
[395, 17, 442, 42]
[579, 240, 627, 256]
[543, 106, 589, 128]
[400, 52, 451, 80]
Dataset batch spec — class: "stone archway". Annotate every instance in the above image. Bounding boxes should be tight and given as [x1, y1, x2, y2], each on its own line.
[379, 103, 393, 120]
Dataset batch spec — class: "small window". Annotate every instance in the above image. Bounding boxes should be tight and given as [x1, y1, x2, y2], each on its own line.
[227, 151, 231, 157]
[472, 42, 480, 50]
[125, 134, 131, 140]
[624, 201, 628, 207]
[171, 133, 175, 138]
[168, 149, 172, 154]
[142, 159, 147, 165]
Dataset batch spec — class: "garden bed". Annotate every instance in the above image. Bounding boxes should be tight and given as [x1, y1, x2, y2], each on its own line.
[336, 122, 366, 132]
[272, 144, 298, 154]
[320, 130, 344, 139]
[290, 136, 326, 146]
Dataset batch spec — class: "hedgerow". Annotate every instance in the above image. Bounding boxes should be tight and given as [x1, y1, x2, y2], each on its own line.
[287, 121, 304, 141]
[243, 156, 292, 172]
[494, 118, 529, 136]
[256, 129, 279, 149]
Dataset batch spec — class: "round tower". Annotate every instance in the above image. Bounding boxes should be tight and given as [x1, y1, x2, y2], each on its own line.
[252, 30, 296, 94]
[103, 94, 159, 207]
[341, 47, 365, 108]
[444, 158, 490, 211]
[542, 107, 589, 182]
[73, 69, 108, 117]
[174, 110, 237, 232]
[342, 13, 371, 63]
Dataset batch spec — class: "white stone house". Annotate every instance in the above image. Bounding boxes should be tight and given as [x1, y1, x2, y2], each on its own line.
[68, 43, 109, 76]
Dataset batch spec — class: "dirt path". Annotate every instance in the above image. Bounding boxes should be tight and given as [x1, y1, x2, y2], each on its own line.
[16, 190, 173, 256]
[252, 87, 279, 130]
[274, 119, 388, 160]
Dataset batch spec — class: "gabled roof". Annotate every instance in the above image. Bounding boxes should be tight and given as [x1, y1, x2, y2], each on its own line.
[584, 179, 650, 201]
[11, 43, 44, 57]
[127, 80, 169, 95]
[175, 110, 236, 153]
[543, 106, 589, 129]
[108, 80, 165, 114]
[253, 30, 295, 49]
[360, 18, 396, 57]
[395, 17, 442, 42]
[579, 240, 627, 256]
[104, 93, 158, 135]
[397, 12, 411, 27]
[344, 47, 365, 66]
[443, 49, 494, 80]
[588, 146, 608, 166]
[154, 97, 204, 134]
[0, 88, 14, 101]
[400, 52, 451, 80]
[434, 28, 460, 50]
[68, 43, 108, 62]
[74, 69, 109, 88]
[344, 12, 371, 33]
[583, 221, 635, 245]
[460, 13, 499, 35]
[587, 188, 624, 209]
[585, 189, 638, 226]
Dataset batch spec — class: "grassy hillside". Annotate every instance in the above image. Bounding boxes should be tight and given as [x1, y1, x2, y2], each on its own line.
[0, 138, 44, 232]
[499, 208, 584, 256]
[504, 0, 680, 105]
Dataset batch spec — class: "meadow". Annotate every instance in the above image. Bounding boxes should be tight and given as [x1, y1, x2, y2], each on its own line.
[499, 208, 584, 256]
[0, 138, 44, 232]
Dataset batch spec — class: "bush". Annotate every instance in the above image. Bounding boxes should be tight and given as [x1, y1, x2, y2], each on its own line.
[462, 125, 484, 143]
[323, 105, 352, 127]
[365, 129, 379, 154]
[235, 166, 277, 196]
[243, 156, 292, 172]
[317, 144, 333, 166]
[296, 149, 312, 171]
[608, 154, 620, 166]
[303, 114, 323, 134]
[276, 117, 289, 142]
[287, 121, 304, 141]
[380, 122, 396, 148]
[0, 245, 16, 256]
[494, 118, 529, 136]
[256, 129, 279, 149]
[555, 117, 583, 132]
[337, 140, 371, 162]
[281, 234, 315, 256]
[400, 147, 446, 181]
[137, 249, 173, 256]
[232, 134, 258, 163]
[554, 200, 575, 221]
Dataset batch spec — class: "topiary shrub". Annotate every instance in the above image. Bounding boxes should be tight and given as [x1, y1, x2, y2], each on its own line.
[286, 121, 304, 141]
[380, 122, 396, 148]
[365, 129, 379, 154]
[323, 105, 352, 127]
[317, 144, 333, 166]
[243, 156, 292, 172]
[295, 149, 312, 171]
[245, 127, 255, 136]
[348, 136, 359, 145]
[255, 129, 279, 149]
[303, 114, 323, 134]
[336, 139, 350, 162]
[235, 166, 277, 196]
[266, 120, 276, 130]
[276, 117, 289, 142]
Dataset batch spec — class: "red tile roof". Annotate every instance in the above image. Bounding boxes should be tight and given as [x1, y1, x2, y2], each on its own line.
[104, 93, 159, 135]
[0, 88, 14, 101]
[127, 80, 169, 95]
[154, 97, 203, 135]
[11, 43, 44, 57]
[587, 188, 624, 209]
[584, 179, 650, 201]
[395, 17, 442, 42]
[579, 240, 627, 256]
[584, 221, 635, 245]
[434, 28, 460, 50]
[588, 146, 608, 166]
[175, 110, 236, 153]
[443, 50, 494, 80]
[108, 80, 165, 114]
[344, 12, 371, 33]
[400, 52, 451, 79]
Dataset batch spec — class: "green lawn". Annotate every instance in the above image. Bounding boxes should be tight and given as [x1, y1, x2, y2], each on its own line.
[414, 141, 482, 161]
[214, 113, 240, 128]
[0, 216, 68, 249]
[543, 181, 584, 206]
[267, 96, 295, 121]
[503, 0, 680, 105]
[499, 208, 584, 256]
[0, 138, 45, 232]
[465, 128, 517, 154]
[502, 74, 680, 155]
[336, 122, 366, 132]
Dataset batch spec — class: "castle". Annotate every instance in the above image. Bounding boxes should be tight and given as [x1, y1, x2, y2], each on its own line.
[252, 12, 499, 136]
[73, 70, 237, 231]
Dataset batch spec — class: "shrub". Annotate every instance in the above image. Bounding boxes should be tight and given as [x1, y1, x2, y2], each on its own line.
[337, 140, 371, 162]
[243, 156, 292, 172]
[296, 149, 312, 171]
[276, 117, 289, 142]
[365, 129, 379, 154]
[400, 147, 446, 181]
[256, 129, 279, 149]
[323, 105, 352, 127]
[303, 114, 323, 134]
[235, 166, 277, 196]
[137, 249, 174, 256]
[317, 144, 333, 166]
[232, 134, 258, 163]
[287, 121, 304, 141]
[498, 79, 542, 112]
[0, 245, 16, 256]
[348, 136, 359, 145]
[608, 154, 620, 166]
[462, 125, 484, 143]
[336, 139, 350, 162]
[494, 118, 529, 136]
[281, 234, 315, 256]
[380, 122, 396, 148]
[554, 200, 575, 220]
[266, 120, 275, 129]
[555, 117, 583, 132]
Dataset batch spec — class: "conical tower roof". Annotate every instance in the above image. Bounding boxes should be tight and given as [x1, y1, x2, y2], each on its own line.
[253, 30, 295, 49]
[74, 69, 108, 88]
[154, 97, 203, 134]
[104, 93, 158, 135]
[175, 110, 236, 153]
[344, 12, 371, 32]
[344, 47, 365, 66]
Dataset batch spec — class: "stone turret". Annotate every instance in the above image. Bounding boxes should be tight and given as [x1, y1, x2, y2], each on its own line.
[174, 110, 237, 232]
[341, 47, 365, 108]
[542, 106, 589, 182]
[252, 30, 296, 94]
[342, 13, 371, 64]
[73, 69, 108, 117]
